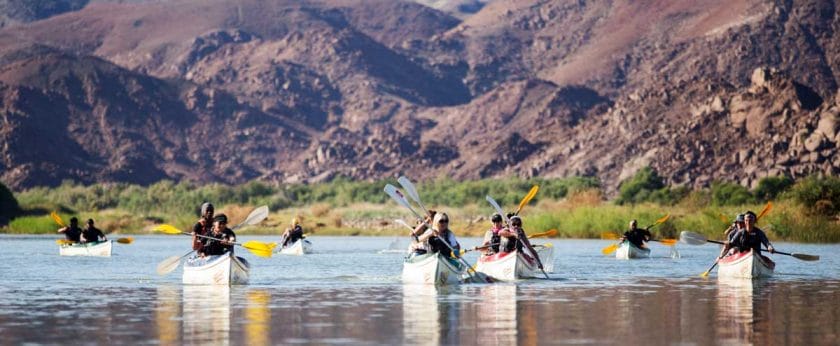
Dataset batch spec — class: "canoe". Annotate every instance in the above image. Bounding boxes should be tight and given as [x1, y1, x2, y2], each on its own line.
[59, 240, 112, 257]
[475, 249, 541, 281]
[717, 249, 775, 279]
[183, 253, 250, 285]
[615, 241, 651, 259]
[278, 239, 313, 255]
[534, 243, 555, 273]
[402, 252, 465, 285]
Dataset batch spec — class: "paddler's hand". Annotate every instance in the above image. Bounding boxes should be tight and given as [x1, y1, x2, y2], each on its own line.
[768, 245, 775, 253]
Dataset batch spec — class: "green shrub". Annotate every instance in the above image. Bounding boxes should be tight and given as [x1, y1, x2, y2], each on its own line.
[753, 176, 793, 201]
[787, 175, 840, 216]
[710, 182, 753, 205]
[616, 167, 665, 205]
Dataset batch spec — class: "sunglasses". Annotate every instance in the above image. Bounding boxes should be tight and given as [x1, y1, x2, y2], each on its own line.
[438, 220, 449, 223]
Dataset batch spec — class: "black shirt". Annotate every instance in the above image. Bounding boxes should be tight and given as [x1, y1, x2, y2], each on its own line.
[623, 227, 651, 248]
[81, 226, 106, 243]
[201, 228, 236, 256]
[61, 226, 83, 242]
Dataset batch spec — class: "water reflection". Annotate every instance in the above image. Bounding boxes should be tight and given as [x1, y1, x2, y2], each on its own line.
[716, 279, 768, 344]
[402, 284, 443, 344]
[474, 284, 517, 345]
[156, 286, 181, 345]
[244, 289, 271, 346]
[182, 285, 230, 345]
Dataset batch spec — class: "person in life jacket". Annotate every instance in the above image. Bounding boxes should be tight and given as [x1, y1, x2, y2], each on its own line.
[718, 214, 745, 258]
[81, 219, 107, 243]
[620, 219, 651, 249]
[416, 212, 461, 259]
[192, 202, 214, 251]
[479, 213, 505, 254]
[200, 214, 236, 256]
[727, 211, 775, 255]
[498, 214, 524, 253]
[57, 217, 83, 242]
[281, 216, 304, 248]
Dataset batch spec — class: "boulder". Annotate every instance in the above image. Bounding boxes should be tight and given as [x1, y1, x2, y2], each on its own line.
[804, 133, 825, 152]
[750, 67, 771, 90]
[816, 111, 839, 139]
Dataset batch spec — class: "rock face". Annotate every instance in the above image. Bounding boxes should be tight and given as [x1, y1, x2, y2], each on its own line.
[0, 0, 839, 193]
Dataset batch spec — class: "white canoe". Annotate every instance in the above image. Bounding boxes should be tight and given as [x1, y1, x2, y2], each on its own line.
[183, 253, 250, 285]
[717, 249, 775, 279]
[402, 252, 465, 285]
[615, 241, 651, 259]
[59, 240, 112, 257]
[279, 239, 313, 255]
[534, 243, 555, 273]
[475, 249, 541, 281]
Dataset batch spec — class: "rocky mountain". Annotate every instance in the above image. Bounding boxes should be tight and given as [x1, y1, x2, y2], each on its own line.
[0, 0, 838, 193]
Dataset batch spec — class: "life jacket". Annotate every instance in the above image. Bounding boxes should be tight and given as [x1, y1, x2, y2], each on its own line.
[82, 226, 104, 242]
[488, 225, 503, 253]
[64, 226, 82, 242]
[202, 228, 235, 256]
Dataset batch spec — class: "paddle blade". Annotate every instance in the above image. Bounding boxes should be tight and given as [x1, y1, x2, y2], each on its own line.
[116, 237, 134, 244]
[485, 195, 508, 223]
[529, 229, 558, 238]
[679, 231, 709, 245]
[153, 224, 183, 235]
[50, 211, 66, 227]
[791, 253, 820, 261]
[515, 185, 540, 215]
[234, 206, 269, 230]
[657, 238, 678, 246]
[384, 184, 419, 218]
[699, 270, 710, 278]
[601, 243, 619, 255]
[397, 176, 424, 207]
[757, 201, 773, 220]
[56, 239, 74, 245]
[394, 219, 414, 231]
[156, 256, 182, 275]
[242, 241, 274, 258]
[600, 232, 619, 240]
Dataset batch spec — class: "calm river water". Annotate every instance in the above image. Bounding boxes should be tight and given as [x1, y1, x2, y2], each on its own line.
[0, 235, 838, 345]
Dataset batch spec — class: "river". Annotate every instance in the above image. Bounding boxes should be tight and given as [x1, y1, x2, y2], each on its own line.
[0, 235, 837, 345]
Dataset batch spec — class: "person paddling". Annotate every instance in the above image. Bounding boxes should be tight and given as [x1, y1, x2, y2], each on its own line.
[407, 210, 436, 257]
[620, 219, 651, 249]
[192, 203, 214, 251]
[416, 212, 461, 259]
[199, 214, 236, 256]
[281, 217, 304, 248]
[479, 213, 505, 254]
[57, 217, 83, 243]
[81, 219, 107, 243]
[724, 211, 775, 256]
[506, 216, 544, 270]
[718, 214, 745, 258]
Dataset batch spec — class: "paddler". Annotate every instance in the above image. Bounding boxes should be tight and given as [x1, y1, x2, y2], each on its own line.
[725, 211, 775, 255]
[407, 210, 436, 256]
[620, 219, 651, 249]
[192, 202, 214, 251]
[717, 214, 745, 258]
[199, 214, 236, 256]
[281, 216, 304, 247]
[505, 216, 544, 270]
[57, 217, 83, 243]
[80, 219, 107, 243]
[416, 212, 461, 258]
[478, 213, 505, 254]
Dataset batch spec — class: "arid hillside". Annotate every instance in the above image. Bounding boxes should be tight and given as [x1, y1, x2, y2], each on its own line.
[1, 0, 838, 193]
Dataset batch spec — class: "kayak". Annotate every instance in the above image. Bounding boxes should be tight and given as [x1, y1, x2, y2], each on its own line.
[183, 253, 250, 285]
[402, 252, 465, 285]
[615, 241, 651, 259]
[59, 240, 112, 257]
[717, 249, 775, 279]
[278, 239, 313, 255]
[475, 249, 542, 281]
[534, 243, 555, 273]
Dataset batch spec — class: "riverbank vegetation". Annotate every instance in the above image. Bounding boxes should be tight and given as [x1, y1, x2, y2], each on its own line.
[2, 169, 839, 242]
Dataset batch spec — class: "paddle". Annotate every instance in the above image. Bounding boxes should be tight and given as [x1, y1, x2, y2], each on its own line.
[384, 182, 491, 283]
[398, 176, 430, 217]
[681, 231, 819, 261]
[514, 185, 540, 216]
[156, 250, 195, 275]
[460, 229, 557, 255]
[51, 212, 134, 245]
[601, 232, 677, 245]
[486, 194, 549, 279]
[153, 224, 275, 258]
[601, 214, 670, 255]
[698, 201, 774, 276]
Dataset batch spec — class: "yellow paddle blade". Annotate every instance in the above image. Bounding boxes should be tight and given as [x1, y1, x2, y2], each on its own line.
[699, 271, 710, 278]
[757, 201, 773, 220]
[242, 241, 274, 258]
[50, 212, 66, 227]
[515, 185, 540, 214]
[657, 238, 678, 246]
[600, 232, 619, 240]
[56, 239, 75, 245]
[116, 237, 134, 244]
[718, 213, 730, 223]
[601, 243, 619, 255]
[655, 214, 671, 224]
[153, 224, 183, 235]
[529, 229, 558, 238]
[541, 243, 554, 248]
